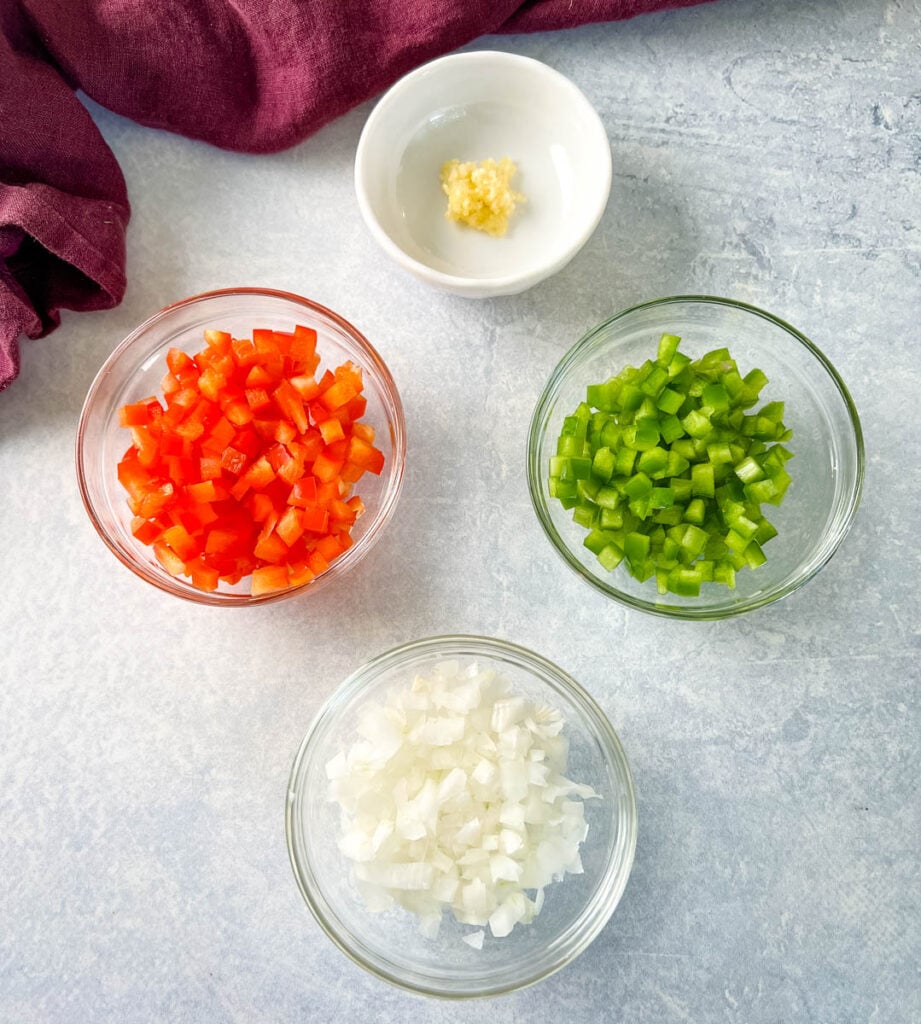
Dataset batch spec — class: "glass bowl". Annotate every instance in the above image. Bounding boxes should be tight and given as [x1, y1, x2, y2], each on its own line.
[527, 296, 864, 620]
[76, 288, 406, 605]
[286, 635, 637, 998]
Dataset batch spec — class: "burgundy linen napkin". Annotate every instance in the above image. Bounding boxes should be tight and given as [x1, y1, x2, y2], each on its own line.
[0, 0, 711, 392]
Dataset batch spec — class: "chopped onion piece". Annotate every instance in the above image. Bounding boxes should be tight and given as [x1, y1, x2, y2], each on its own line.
[462, 929, 485, 950]
[489, 892, 528, 938]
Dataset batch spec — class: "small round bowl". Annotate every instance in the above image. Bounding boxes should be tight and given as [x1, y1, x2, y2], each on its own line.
[354, 50, 612, 298]
[76, 288, 406, 605]
[286, 635, 637, 998]
[528, 296, 865, 620]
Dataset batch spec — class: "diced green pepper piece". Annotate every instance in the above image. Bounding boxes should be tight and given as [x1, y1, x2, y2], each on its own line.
[744, 539, 767, 569]
[744, 478, 777, 504]
[577, 476, 601, 502]
[591, 447, 616, 481]
[597, 543, 625, 572]
[634, 397, 658, 422]
[653, 507, 684, 526]
[683, 498, 706, 524]
[679, 524, 709, 559]
[670, 477, 693, 503]
[659, 414, 685, 444]
[668, 567, 702, 597]
[657, 333, 682, 366]
[596, 486, 622, 510]
[556, 434, 584, 457]
[572, 503, 598, 529]
[624, 531, 651, 565]
[623, 472, 653, 500]
[624, 422, 660, 451]
[681, 408, 712, 439]
[586, 379, 621, 412]
[734, 456, 765, 484]
[702, 382, 730, 412]
[614, 447, 636, 476]
[670, 438, 697, 461]
[691, 463, 715, 497]
[600, 507, 624, 530]
[707, 442, 733, 465]
[713, 561, 736, 588]
[549, 477, 577, 500]
[628, 497, 650, 520]
[650, 486, 674, 509]
[583, 528, 616, 555]
[740, 368, 769, 406]
[641, 364, 669, 397]
[722, 369, 745, 401]
[667, 351, 692, 379]
[666, 450, 690, 477]
[725, 529, 749, 553]
[620, 383, 644, 411]
[656, 387, 684, 415]
[638, 447, 669, 476]
[753, 518, 777, 545]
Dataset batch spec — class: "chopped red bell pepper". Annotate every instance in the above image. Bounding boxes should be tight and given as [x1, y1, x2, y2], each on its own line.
[116, 322, 385, 596]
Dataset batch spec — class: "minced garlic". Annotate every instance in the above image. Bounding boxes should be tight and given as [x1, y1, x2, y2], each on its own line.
[440, 157, 525, 237]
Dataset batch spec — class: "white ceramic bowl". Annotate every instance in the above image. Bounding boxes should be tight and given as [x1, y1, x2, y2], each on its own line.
[354, 50, 612, 298]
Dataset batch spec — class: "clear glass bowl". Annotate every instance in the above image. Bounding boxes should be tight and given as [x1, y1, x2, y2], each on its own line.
[76, 288, 406, 605]
[286, 635, 637, 998]
[527, 296, 864, 620]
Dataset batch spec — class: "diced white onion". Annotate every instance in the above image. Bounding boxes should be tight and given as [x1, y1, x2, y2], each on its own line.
[326, 661, 599, 943]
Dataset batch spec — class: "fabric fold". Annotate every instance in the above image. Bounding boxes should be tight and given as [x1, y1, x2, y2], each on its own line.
[0, 0, 711, 392]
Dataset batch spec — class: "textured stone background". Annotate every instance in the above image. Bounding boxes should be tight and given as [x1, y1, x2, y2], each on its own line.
[1, 0, 918, 1021]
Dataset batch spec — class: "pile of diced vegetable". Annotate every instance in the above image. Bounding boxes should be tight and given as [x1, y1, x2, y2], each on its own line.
[117, 325, 384, 596]
[326, 660, 598, 945]
[549, 333, 794, 596]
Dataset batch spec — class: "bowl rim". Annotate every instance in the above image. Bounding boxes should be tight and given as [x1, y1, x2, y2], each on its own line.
[527, 294, 866, 620]
[285, 633, 638, 998]
[75, 286, 406, 606]
[353, 49, 613, 294]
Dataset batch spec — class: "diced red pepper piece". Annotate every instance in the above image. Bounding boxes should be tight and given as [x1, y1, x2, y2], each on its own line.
[315, 533, 343, 562]
[318, 418, 345, 444]
[320, 378, 358, 411]
[204, 328, 232, 349]
[274, 379, 309, 434]
[161, 523, 200, 561]
[276, 506, 305, 547]
[251, 564, 289, 595]
[346, 435, 385, 475]
[131, 516, 162, 545]
[119, 398, 162, 427]
[301, 506, 329, 534]
[221, 446, 247, 475]
[288, 476, 319, 508]
[286, 560, 315, 588]
[153, 540, 185, 577]
[167, 348, 195, 375]
[253, 531, 288, 564]
[307, 550, 330, 576]
[313, 451, 344, 482]
[188, 558, 220, 592]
